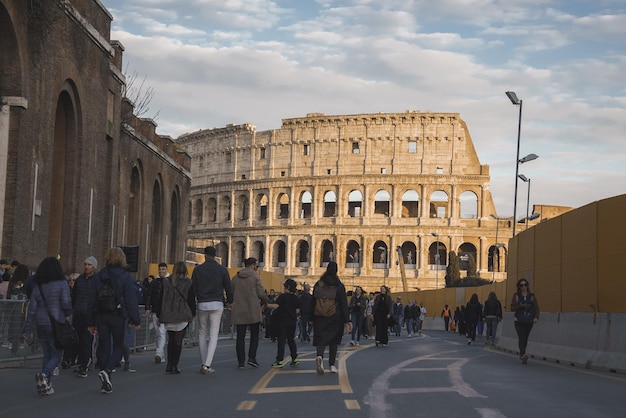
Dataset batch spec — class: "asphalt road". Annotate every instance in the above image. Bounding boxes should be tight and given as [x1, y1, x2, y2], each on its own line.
[1, 330, 625, 418]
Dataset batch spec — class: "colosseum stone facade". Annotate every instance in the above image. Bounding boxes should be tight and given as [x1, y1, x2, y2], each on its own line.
[177, 111, 511, 291]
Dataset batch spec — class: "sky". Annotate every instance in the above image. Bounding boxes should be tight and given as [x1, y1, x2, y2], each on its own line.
[99, 0, 626, 219]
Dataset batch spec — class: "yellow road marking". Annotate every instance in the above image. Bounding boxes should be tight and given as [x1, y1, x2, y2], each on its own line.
[236, 400, 256, 410]
[345, 399, 361, 409]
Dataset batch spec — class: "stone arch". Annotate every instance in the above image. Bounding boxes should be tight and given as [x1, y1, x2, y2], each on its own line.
[374, 189, 390, 216]
[150, 177, 164, 263]
[47, 82, 81, 259]
[400, 241, 417, 266]
[256, 193, 268, 220]
[320, 239, 334, 267]
[216, 242, 229, 266]
[346, 240, 361, 269]
[347, 189, 363, 217]
[373, 240, 388, 268]
[207, 197, 217, 222]
[459, 190, 478, 219]
[232, 240, 246, 268]
[236, 193, 249, 220]
[168, 186, 181, 262]
[194, 197, 203, 223]
[401, 189, 419, 218]
[296, 240, 310, 267]
[323, 190, 336, 217]
[220, 194, 231, 222]
[273, 240, 287, 267]
[277, 193, 289, 219]
[128, 162, 143, 246]
[300, 190, 312, 219]
[429, 241, 447, 267]
[458, 242, 478, 271]
[429, 190, 449, 218]
[251, 240, 265, 267]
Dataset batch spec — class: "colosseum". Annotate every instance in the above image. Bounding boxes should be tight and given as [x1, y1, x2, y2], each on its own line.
[176, 111, 512, 292]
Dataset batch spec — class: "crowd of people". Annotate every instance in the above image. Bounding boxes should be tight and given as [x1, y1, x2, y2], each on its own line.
[1, 247, 540, 397]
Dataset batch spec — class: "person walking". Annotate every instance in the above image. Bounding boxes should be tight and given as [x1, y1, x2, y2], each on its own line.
[392, 296, 404, 336]
[192, 246, 233, 375]
[483, 291, 503, 346]
[22, 257, 72, 395]
[146, 263, 169, 364]
[89, 248, 141, 394]
[70, 257, 98, 377]
[403, 300, 416, 338]
[266, 278, 300, 368]
[441, 304, 451, 332]
[155, 261, 196, 374]
[372, 285, 392, 347]
[465, 293, 483, 345]
[511, 278, 540, 364]
[311, 262, 350, 374]
[299, 283, 313, 342]
[348, 286, 366, 346]
[230, 257, 267, 369]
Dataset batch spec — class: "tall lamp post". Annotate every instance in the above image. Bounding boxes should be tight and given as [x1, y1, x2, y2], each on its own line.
[431, 232, 440, 289]
[506, 91, 540, 236]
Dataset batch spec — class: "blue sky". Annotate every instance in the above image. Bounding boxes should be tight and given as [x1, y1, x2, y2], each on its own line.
[100, 0, 626, 218]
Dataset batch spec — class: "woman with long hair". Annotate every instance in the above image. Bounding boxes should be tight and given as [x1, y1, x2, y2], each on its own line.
[372, 285, 392, 347]
[22, 257, 72, 395]
[483, 291, 503, 346]
[156, 261, 196, 373]
[348, 286, 366, 346]
[511, 278, 540, 364]
[465, 293, 483, 345]
[311, 261, 350, 374]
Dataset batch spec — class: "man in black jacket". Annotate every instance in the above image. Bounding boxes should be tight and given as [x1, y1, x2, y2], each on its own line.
[145, 263, 168, 364]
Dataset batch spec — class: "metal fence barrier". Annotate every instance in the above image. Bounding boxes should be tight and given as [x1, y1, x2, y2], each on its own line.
[0, 300, 235, 367]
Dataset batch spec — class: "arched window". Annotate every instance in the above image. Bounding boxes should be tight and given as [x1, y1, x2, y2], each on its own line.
[216, 242, 229, 266]
[429, 241, 447, 268]
[373, 240, 388, 268]
[348, 190, 363, 217]
[459, 190, 478, 219]
[488, 245, 504, 273]
[374, 190, 390, 216]
[346, 240, 361, 272]
[274, 240, 286, 267]
[458, 242, 477, 271]
[320, 240, 334, 267]
[233, 241, 246, 267]
[323, 191, 336, 217]
[400, 241, 417, 267]
[207, 198, 217, 222]
[237, 194, 249, 220]
[257, 194, 268, 220]
[300, 191, 312, 219]
[220, 195, 231, 222]
[297, 240, 310, 267]
[429, 190, 449, 218]
[277, 193, 289, 219]
[252, 241, 265, 268]
[401, 190, 419, 218]
[194, 198, 203, 224]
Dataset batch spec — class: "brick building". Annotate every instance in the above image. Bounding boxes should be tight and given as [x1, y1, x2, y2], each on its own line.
[0, 0, 190, 278]
[177, 112, 514, 291]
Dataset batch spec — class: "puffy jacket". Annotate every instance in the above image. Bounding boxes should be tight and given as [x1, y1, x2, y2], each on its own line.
[23, 279, 72, 335]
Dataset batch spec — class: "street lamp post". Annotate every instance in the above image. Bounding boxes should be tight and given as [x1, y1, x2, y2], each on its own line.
[518, 174, 531, 230]
[431, 232, 440, 289]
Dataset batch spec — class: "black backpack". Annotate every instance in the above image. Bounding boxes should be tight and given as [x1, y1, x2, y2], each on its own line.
[97, 276, 119, 313]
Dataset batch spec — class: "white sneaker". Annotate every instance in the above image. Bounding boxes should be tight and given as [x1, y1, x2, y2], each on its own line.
[99, 370, 112, 394]
[349, 340, 355, 346]
[330, 365, 338, 373]
[52, 367, 60, 377]
[355, 341, 360, 346]
[315, 356, 324, 375]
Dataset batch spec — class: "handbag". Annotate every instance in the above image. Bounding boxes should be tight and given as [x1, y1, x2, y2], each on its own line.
[39, 284, 79, 350]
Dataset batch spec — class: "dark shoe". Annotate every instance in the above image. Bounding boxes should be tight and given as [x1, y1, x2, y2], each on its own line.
[173, 367, 181, 374]
[77, 369, 88, 378]
[247, 359, 259, 368]
[165, 365, 173, 374]
[154, 355, 162, 364]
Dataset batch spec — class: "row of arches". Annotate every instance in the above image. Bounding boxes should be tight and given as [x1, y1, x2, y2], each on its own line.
[213, 238, 505, 273]
[192, 188, 481, 224]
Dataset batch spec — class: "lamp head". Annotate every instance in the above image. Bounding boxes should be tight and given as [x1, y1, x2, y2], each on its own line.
[519, 153, 538, 163]
[506, 91, 520, 105]
[518, 174, 529, 182]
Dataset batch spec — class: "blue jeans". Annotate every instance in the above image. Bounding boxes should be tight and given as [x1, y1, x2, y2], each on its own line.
[37, 325, 62, 381]
[485, 317, 499, 341]
[405, 318, 414, 335]
[351, 312, 364, 341]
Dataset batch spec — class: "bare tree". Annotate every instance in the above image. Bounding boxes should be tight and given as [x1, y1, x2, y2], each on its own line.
[122, 65, 160, 122]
